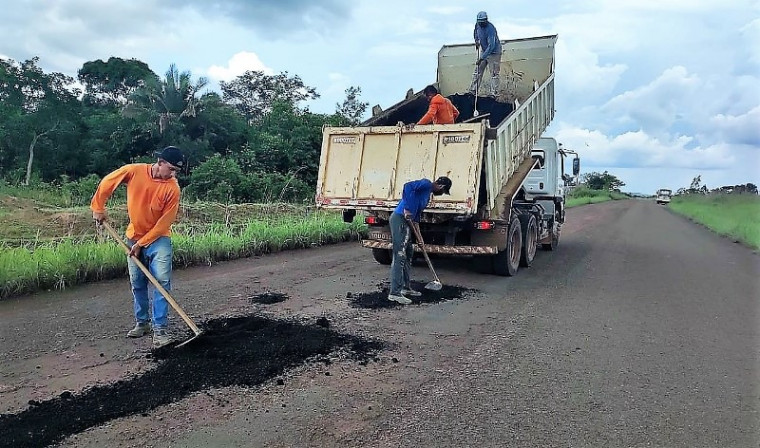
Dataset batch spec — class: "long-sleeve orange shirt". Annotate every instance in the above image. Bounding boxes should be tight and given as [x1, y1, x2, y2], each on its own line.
[418, 94, 460, 125]
[90, 164, 181, 247]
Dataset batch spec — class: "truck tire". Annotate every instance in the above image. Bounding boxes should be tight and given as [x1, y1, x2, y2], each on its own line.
[493, 216, 522, 276]
[371, 248, 392, 265]
[519, 214, 538, 267]
[541, 219, 559, 251]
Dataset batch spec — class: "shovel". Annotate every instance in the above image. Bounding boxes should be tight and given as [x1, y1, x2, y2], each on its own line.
[407, 219, 443, 291]
[473, 48, 481, 118]
[101, 221, 203, 348]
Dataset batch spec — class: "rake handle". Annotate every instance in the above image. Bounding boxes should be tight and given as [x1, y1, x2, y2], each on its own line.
[101, 221, 202, 336]
[407, 218, 441, 283]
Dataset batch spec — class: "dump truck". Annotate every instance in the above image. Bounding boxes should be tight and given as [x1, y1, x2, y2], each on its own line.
[315, 34, 580, 276]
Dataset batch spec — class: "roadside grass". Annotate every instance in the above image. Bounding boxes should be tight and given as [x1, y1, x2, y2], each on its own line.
[669, 194, 760, 250]
[0, 198, 366, 299]
[566, 186, 628, 208]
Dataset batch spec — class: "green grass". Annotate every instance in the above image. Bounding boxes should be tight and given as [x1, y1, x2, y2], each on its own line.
[566, 186, 628, 208]
[669, 194, 760, 250]
[0, 208, 366, 299]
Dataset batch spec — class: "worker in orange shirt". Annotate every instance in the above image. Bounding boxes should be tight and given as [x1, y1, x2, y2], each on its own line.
[416, 85, 459, 125]
[90, 146, 184, 348]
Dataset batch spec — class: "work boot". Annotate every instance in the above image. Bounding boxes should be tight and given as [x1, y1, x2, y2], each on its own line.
[126, 322, 151, 338]
[387, 294, 412, 305]
[400, 288, 422, 297]
[152, 328, 173, 348]
[490, 75, 500, 97]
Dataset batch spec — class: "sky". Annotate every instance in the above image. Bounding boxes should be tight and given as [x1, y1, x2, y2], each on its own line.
[1, 0, 758, 194]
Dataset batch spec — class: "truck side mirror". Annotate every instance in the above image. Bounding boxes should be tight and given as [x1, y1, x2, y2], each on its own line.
[572, 157, 580, 176]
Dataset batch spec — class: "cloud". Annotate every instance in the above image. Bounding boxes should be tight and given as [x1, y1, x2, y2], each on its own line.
[555, 124, 734, 170]
[601, 66, 701, 137]
[206, 52, 273, 82]
[166, 0, 354, 37]
[710, 105, 760, 146]
[427, 6, 466, 16]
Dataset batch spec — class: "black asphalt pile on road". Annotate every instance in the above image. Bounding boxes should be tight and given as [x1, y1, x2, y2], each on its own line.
[249, 291, 288, 304]
[0, 315, 384, 448]
[348, 281, 475, 309]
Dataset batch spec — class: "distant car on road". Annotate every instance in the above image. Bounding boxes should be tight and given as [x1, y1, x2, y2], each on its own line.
[656, 189, 672, 205]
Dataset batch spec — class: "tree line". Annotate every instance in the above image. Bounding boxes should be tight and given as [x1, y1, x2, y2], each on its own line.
[0, 56, 368, 203]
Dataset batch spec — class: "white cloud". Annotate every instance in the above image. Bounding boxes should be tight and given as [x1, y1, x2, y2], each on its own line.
[601, 66, 701, 137]
[206, 52, 273, 82]
[711, 105, 760, 146]
[555, 124, 734, 170]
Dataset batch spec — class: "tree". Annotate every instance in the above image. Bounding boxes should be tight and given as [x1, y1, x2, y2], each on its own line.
[220, 71, 319, 123]
[0, 57, 81, 184]
[78, 57, 158, 107]
[581, 171, 625, 191]
[125, 63, 208, 136]
[335, 86, 368, 125]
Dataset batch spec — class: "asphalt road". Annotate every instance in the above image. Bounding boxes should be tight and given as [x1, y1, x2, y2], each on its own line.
[0, 199, 758, 447]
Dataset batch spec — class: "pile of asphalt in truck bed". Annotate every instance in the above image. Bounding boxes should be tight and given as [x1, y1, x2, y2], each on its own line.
[348, 280, 475, 309]
[0, 315, 383, 448]
[364, 93, 513, 127]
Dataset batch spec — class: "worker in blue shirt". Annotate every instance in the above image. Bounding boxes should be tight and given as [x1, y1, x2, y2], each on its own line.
[388, 176, 452, 304]
[469, 11, 503, 97]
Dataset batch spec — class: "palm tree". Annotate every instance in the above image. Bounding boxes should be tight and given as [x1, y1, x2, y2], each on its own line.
[125, 64, 208, 135]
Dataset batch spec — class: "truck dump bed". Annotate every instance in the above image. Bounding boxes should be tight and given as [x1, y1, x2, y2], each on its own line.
[316, 35, 557, 220]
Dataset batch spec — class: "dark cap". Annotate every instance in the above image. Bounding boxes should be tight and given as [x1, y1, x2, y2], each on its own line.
[155, 146, 185, 168]
[435, 176, 452, 195]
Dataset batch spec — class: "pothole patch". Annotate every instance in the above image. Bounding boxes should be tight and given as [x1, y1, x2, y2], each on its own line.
[248, 292, 288, 304]
[348, 281, 476, 309]
[0, 315, 383, 448]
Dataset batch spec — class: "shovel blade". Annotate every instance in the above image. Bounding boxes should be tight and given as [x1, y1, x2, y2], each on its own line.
[175, 331, 203, 348]
[424, 281, 443, 291]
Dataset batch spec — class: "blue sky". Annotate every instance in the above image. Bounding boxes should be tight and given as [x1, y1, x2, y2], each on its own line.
[2, 0, 758, 194]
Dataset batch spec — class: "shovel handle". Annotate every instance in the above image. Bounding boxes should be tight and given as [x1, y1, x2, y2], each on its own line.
[100, 221, 202, 336]
[406, 218, 441, 283]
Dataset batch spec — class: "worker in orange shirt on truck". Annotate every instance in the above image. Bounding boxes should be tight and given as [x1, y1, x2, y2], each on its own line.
[90, 146, 185, 348]
[417, 85, 460, 125]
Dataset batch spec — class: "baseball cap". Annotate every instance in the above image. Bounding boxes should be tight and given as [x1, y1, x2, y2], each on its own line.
[435, 176, 452, 195]
[155, 146, 185, 168]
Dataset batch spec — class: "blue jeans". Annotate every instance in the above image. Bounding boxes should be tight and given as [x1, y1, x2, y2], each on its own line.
[390, 212, 414, 295]
[126, 236, 172, 329]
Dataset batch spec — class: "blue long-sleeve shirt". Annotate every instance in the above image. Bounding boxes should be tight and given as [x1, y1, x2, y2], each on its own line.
[394, 179, 433, 222]
[473, 22, 502, 60]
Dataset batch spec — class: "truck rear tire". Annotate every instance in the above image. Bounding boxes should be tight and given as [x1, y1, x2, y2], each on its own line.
[493, 216, 522, 276]
[519, 214, 538, 267]
[371, 248, 392, 265]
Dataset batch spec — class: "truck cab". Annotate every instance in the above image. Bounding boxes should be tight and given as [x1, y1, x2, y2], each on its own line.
[522, 139, 580, 225]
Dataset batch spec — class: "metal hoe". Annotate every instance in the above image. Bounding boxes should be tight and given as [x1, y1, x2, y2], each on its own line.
[101, 221, 203, 348]
[408, 219, 443, 291]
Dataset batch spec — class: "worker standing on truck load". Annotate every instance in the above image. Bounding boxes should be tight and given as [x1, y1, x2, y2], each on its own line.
[417, 85, 459, 125]
[469, 11, 502, 97]
[388, 176, 452, 304]
[90, 146, 185, 348]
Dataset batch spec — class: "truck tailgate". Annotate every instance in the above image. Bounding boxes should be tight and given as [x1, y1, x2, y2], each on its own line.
[316, 122, 487, 215]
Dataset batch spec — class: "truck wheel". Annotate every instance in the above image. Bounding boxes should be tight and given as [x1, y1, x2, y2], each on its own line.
[519, 214, 538, 267]
[371, 248, 392, 265]
[493, 216, 522, 276]
[541, 220, 559, 251]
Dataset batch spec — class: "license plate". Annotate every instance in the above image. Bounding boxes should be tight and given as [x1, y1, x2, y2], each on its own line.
[368, 232, 390, 240]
